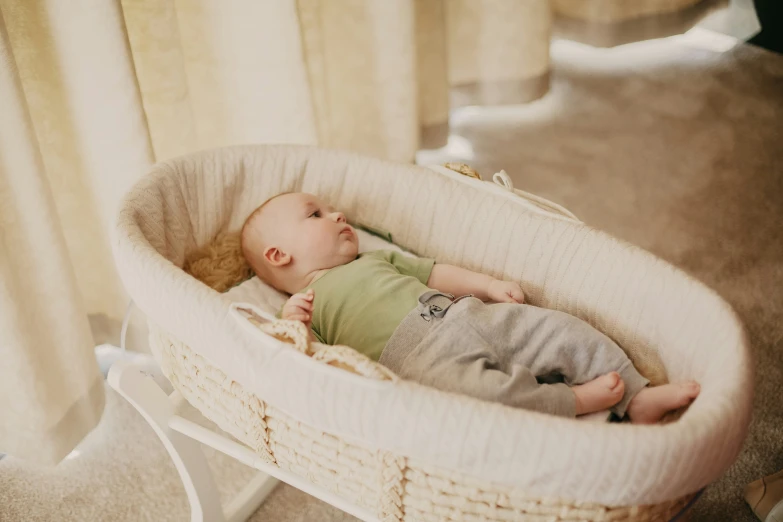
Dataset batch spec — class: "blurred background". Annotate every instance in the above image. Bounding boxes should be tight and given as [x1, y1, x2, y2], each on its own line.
[1, 1, 780, 521]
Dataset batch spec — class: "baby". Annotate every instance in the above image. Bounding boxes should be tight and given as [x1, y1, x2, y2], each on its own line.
[241, 192, 700, 423]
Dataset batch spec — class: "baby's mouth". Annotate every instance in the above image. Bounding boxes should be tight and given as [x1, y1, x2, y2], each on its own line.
[340, 225, 353, 237]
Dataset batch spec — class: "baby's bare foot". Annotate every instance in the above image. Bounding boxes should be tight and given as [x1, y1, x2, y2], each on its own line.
[627, 381, 701, 424]
[573, 372, 625, 415]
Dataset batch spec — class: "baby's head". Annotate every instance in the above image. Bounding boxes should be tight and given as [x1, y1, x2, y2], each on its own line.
[241, 192, 359, 293]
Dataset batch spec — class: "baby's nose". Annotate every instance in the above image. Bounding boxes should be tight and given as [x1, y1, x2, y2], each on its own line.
[332, 212, 346, 223]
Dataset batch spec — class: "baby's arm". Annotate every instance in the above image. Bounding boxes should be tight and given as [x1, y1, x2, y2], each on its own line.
[282, 289, 318, 341]
[427, 264, 525, 303]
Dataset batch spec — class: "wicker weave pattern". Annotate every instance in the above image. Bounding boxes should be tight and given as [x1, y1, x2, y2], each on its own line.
[401, 463, 693, 522]
[150, 325, 276, 463]
[265, 413, 383, 508]
[149, 326, 695, 521]
[381, 452, 408, 522]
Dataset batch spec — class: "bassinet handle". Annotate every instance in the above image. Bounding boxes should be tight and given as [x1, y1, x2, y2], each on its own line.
[430, 163, 581, 223]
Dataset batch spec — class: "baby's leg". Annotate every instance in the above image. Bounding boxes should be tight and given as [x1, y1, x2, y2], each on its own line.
[382, 296, 593, 417]
[478, 302, 650, 418]
[407, 338, 625, 417]
[497, 305, 701, 420]
[383, 310, 576, 416]
[404, 346, 581, 417]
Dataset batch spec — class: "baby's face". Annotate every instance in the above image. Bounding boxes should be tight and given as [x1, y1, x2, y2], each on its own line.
[266, 193, 359, 270]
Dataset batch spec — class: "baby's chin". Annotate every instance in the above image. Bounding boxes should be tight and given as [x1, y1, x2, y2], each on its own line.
[344, 242, 359, 260]
[341, 233, 359, 255]
[322, 244, 358, 267]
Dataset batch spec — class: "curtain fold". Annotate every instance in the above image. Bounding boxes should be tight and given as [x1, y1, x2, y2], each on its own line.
[0, 0, 758, 465]
[297, 0, 421, 161]
[3, 0, 154, 320]
[0, 8, 104, 465]
[415, 0, 450, 149]
[447, 0, 552, 107]
[124, 0, 317, 158]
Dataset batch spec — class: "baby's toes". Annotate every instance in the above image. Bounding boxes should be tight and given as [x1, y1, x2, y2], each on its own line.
[670, 382, 700, 408]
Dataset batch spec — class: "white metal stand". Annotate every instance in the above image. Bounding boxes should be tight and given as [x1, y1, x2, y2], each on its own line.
[108, 359, 380, 522]
[107, 360, 278, 522]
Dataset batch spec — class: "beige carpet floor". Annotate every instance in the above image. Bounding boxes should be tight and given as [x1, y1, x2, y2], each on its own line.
[1, 35, 781, 521]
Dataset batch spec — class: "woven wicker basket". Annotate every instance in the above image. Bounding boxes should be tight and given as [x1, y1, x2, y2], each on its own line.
[114, 145, 751, 522]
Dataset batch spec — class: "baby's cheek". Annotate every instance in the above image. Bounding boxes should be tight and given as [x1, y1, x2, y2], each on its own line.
[309, 232, 334, 255]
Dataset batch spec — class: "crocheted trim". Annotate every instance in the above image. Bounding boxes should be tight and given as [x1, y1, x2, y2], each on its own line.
[312, 345, 398, 382]
[236, 305, 398, 382]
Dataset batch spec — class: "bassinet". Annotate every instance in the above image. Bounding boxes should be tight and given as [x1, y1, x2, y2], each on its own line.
[112, 144, 752, 521]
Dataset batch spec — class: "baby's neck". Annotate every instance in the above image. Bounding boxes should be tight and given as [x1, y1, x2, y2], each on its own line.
[281, 256, 358, 294]
[289, 265, 342, 293]
[306, 268, 331, 287]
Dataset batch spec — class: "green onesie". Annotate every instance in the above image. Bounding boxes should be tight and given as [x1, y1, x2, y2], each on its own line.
[301, 250, 435, 361]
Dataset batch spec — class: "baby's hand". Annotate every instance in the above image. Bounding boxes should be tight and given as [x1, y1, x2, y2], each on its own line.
[487, 280, 525, 304]
[282, 289, 315, 328]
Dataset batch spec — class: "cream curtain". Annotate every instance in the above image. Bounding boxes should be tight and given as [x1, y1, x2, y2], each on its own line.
[0, 0, 756, 465]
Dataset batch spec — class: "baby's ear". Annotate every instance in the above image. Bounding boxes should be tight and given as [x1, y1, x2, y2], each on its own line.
[264, 246, 292, 267]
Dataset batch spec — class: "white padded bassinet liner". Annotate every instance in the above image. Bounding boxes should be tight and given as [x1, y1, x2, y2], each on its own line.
[114, 144, 753, 506]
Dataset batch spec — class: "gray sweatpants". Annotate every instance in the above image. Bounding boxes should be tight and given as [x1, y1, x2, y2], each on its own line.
[379, 292, 649, 418]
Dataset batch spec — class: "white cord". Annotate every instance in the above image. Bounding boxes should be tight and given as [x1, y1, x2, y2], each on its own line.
[492, 170, 515, 190]
[425, 165, 581, 223]
[492, 169, 580, 222]
[120, 299, 134, 353]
